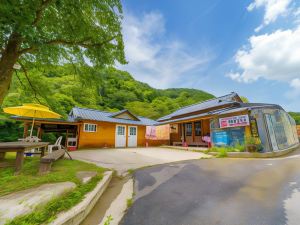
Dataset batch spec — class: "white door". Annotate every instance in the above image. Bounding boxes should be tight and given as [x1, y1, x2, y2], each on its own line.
[128, 126, 137, 147]
[115, 125, 126, 148]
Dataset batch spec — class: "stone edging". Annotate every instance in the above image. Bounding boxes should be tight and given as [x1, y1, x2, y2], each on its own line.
[208, 144, 299, 158]
[49, 171, 113, 225]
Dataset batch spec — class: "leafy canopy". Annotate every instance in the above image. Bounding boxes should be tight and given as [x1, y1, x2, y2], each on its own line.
[2, 65, 215, 119]
[0, 0, 126, 67]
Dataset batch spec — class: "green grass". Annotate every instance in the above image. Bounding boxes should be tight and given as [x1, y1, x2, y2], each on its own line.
[103, 215, 113, 225]
[127, 169, 134, 175]
[0, 153, 106, 225]
[0, 153, 105, 197]
[208, 143, 246, 158]
[208, 144, 246, 158]
[6, 175, 101, 225]
[127, 198, 133, 208]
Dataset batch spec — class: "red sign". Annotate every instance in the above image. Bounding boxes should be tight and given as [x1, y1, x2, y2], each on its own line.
[219, 115, 250, 128]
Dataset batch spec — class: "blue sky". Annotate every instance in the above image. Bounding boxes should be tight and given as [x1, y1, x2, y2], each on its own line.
[119, 0, 300, 111]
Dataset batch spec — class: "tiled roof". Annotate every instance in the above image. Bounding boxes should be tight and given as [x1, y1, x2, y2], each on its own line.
[68, 107, 156, 126]
[156, 96, 283, 125]
[157, 92, 241, 122]
[156, 106, 249, 125]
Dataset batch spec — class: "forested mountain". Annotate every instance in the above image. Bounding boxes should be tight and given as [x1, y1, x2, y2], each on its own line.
[1, 64, 299, 125]
[2, 65, 214, 120]
[289, 112, 300, 125]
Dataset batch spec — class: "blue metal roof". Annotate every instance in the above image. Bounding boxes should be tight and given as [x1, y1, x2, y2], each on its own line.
[156, 102, 283, 125]
[157, 92, 241, 122]
[68, 107, 156, 126]
[156, 106, 249, 125]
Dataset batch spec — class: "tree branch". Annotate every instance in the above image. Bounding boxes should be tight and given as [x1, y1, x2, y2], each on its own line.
[14, 71, 26, 90]
[32, 0, 54, 26]
[18, 36, 117, 54]
[45, 36, 116, 48]
[18, 61, 42, 104]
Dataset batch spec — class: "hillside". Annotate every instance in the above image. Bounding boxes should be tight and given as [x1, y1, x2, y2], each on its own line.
[2, 65, 214, 120]
[289, 112, 300, 125]
[1, 64, 299, 127]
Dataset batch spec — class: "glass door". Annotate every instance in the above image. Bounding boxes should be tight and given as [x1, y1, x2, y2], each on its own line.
[265, 114, 279, 151]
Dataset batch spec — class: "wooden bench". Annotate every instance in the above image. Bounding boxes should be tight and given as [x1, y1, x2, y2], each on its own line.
[39, 149, 65, 174]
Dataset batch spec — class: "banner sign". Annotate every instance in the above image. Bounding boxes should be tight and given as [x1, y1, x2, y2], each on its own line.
[250, 118, 259, 137]
[219, 114, 250, 128]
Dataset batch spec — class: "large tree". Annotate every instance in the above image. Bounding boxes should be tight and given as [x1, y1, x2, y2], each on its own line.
[0, 0, 126, 105]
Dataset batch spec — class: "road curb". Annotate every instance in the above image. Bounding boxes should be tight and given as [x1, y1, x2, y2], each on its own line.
[99, 178, 134, 225]
[207, 144, 299, 158]
[49, 171, 113, 225]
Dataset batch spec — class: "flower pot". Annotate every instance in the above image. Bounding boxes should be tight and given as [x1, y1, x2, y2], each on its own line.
[246, 144, 257, 152]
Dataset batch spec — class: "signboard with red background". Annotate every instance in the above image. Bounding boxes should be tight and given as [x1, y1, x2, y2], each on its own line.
[219, 114, 250, 128]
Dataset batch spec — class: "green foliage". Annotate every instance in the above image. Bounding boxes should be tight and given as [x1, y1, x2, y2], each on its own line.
[209, 143, 245, 157]
[0, 115, 23, 141]
[289, 112, 300, 125]
[2, 154, 105, 225]
[216, 147, 228, 158]
[244, 136, 258, 145]
[240, 96, 249, 103]
[234, 142, 245, 152]
[0, 0, 127, 105]
[0, 153, 105, 196]
[0, 0, 126, 67]
[127, 198, 133, 208]
[2, 65, 214, 119]
[104, 215, 113, 225]
[0, 65, 214, 141]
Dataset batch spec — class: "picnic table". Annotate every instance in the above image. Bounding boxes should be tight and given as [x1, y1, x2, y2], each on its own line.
[0, 142, 49, 173]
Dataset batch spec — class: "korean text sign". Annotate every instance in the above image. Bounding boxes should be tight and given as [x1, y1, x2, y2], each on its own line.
[219, 114, 250, 128]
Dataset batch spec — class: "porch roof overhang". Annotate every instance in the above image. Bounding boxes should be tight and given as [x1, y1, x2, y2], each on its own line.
[12, 116, 79, 133]
[156, 107, 250, 125]
[12, 116, 79, 125]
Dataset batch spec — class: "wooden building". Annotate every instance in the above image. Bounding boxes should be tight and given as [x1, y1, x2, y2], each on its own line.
[16, 107, 168, 149]
[297, 125, 300, 137]
[157, 92, 299, 152]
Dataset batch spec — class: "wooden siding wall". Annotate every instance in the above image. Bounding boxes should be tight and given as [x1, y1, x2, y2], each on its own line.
[170, 120, 211, 144]
[297, 125, 300, 137]
[170, 124, 182, 144]
[169, 111, 252, 145]
[78, 121, 166, 149]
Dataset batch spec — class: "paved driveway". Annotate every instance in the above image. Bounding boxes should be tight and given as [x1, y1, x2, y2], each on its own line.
[70, 147, 209, 174]
[121, 150, 300, 225]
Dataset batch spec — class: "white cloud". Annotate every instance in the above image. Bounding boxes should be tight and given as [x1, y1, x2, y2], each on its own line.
[119, 11, 211, 89]
[226, 72, 244, 82]
[286, 78, 300, 101]
[247, 0, 292, 31]
[229, 26, 300, 105]
[290, 78, 300, 88]
[228, 27, 300, 85]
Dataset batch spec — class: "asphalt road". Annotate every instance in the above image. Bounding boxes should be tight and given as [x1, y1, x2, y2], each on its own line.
[121, 151, 300, 225]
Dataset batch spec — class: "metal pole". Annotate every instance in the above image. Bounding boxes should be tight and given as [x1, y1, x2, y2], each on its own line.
[30, 118, 35, 137]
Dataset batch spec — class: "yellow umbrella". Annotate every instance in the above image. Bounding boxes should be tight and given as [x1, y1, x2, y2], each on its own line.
[3, 103, 61, 137]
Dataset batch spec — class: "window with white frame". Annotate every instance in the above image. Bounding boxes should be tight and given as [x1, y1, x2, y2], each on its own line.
[84, 123, 97, 132]
[117, 126, 125, 135]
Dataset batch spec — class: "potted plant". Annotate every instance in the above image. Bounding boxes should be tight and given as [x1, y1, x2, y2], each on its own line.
[245, 136, 258, 152]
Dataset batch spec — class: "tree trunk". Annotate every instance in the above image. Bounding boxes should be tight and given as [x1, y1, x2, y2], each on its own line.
[0, 33, 22, 105]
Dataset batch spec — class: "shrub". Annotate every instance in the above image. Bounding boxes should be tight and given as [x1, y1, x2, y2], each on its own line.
[233, 142, 245, 152]
[216, 147, 228, 158]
